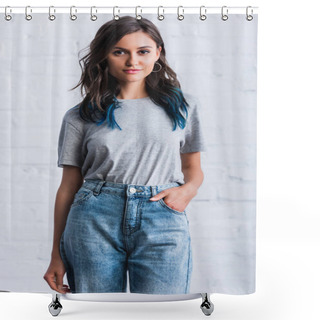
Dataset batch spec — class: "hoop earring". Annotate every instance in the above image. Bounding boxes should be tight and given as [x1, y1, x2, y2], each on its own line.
[152, 61, 162, 73]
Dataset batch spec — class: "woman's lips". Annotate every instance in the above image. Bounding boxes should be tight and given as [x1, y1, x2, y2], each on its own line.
[124, 69, 141, 74]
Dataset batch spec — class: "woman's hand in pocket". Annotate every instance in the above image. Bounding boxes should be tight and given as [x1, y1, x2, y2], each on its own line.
[149, 183, 198, 213]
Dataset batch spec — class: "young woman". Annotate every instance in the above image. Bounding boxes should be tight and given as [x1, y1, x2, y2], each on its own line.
[43, 16, 206, 295]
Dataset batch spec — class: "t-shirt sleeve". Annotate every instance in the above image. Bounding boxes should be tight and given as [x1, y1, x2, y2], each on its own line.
[57, 117, 84, 168]
[180, 96, 207, 154]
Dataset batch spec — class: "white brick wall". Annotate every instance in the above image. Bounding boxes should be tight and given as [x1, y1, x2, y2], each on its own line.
[0, 13, 257, 294]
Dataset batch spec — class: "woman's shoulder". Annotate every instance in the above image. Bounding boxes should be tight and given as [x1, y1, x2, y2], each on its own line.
[183, 92, 194, 101]
[182, 92, 201, 112]
[61, 103, 85, 130]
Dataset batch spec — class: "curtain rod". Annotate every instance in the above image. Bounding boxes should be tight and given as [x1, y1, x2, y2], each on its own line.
[0, 6, 259, 15]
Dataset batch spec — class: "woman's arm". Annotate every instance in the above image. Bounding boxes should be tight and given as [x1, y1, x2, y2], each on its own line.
[149, 152, 204, 212]
[180, 151, 204, 193]
[43, 165, 83, 293]
[51, 165, 84, 258]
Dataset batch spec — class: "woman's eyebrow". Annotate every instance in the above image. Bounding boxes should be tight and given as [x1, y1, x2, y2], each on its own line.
[113, 46, 153, 50]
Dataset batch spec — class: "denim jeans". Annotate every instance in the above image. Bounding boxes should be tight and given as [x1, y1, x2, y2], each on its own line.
[60, 179, 192, 294]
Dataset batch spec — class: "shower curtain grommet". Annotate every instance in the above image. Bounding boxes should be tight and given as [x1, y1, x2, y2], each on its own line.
[177, 6, 184, 20]
[113, 6, 120, 20]
[246, 6, 254, 21]
[70, 6, 77, 21]
[25, 6, 32, 21]
[135, 6, 142, 20]
[221, 6, 229, 21]
[157, 6, 165, 20]
[200, 5, 207, 21]
[48, 6, 56, 21]
[90, 6, 98, 21]
[4, 6, 12, 21]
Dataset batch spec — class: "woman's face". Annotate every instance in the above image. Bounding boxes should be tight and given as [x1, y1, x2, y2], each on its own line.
[106, 30, 162, 83]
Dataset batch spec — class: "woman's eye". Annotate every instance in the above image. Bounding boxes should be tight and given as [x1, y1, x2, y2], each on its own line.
[139, 50, 150, 54]
[112, 50, 150, 56]
[113, 50, 123, 55]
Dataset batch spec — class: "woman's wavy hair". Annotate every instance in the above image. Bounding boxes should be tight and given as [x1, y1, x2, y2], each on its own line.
[70, 15, 190, 131]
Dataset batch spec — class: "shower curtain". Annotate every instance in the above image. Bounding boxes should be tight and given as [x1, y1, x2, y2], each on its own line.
[0, 7, 258, 295]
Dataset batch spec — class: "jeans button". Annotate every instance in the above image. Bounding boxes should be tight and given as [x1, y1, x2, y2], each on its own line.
[129, 187, 136, 193]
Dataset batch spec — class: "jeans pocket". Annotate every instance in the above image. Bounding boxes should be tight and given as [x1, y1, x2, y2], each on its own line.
[158, 198, 186, 215]
[71, 187, 94, 207]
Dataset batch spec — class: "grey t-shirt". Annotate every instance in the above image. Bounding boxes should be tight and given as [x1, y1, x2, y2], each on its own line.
[57, 92, 207, 185]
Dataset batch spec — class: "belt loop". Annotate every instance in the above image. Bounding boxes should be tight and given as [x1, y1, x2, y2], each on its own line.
[93, 180, 105, 196]
[151, 186, 158, 197]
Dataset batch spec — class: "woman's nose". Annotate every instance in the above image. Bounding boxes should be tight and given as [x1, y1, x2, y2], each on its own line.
[126, 54, 140, 66]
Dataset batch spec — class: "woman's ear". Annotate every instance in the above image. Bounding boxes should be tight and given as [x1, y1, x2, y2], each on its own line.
[156, 46, 162, 58]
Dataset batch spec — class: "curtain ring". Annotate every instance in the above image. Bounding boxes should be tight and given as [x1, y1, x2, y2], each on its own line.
[90, 6, 98, 21]
[221, 6, 228, 21]
[49, 6, 56, 21]
[246, 6, 254, 21]
[157, 6, 164, 20]
[25, 6, 32, 21]
[200, 5, 207, 21]
[135, 6, 142, 20]
[177, 6, 184, 21]
[70, 6, 77, 21]
[5, 6, 12, 21]
[113, 6, 120, 20]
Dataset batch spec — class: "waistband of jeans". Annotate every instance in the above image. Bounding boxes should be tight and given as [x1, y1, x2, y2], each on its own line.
[82, 179, 183, 197]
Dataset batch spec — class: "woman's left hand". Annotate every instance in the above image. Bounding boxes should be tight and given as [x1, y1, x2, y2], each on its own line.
[149, 183, 198, 213]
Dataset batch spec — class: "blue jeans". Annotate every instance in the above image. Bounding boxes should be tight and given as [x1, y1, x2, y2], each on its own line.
[60, 179, 192, 294]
